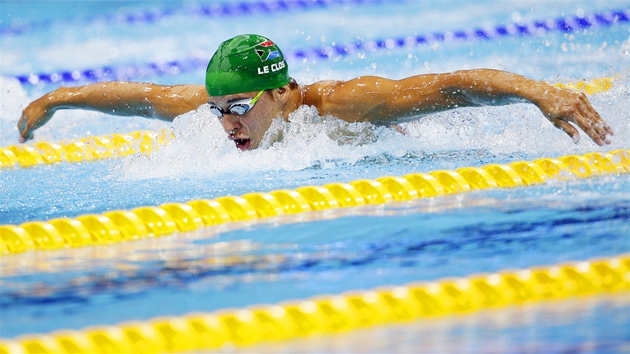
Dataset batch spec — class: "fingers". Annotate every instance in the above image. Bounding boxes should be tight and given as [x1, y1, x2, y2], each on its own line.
[587, 120, 613, 145]
[568, 92, 613, 146]
[580, 111, 612, 146]
[539, 88, 613, 146]
[19, 132, 33, 143]
[594, 113, 614, 144]
[552, 118, 580, 144]
[18, 129, 32, 143]
[17, 114, 33, 143]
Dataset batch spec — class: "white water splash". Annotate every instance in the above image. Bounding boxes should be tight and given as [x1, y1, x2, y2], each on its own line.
[116, 72, 629, 181]
[402, 73, 629, 156]
[0, 77, 30, 144]
[116, 104, 420, 180]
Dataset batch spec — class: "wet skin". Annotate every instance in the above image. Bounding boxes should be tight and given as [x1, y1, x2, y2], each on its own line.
[208, 91, 278, 151]
[17, 69, 615, 149]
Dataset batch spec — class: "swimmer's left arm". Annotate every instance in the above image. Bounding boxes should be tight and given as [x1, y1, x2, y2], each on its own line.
[311, 69, 613, 146]
[438, 69, 614, 146]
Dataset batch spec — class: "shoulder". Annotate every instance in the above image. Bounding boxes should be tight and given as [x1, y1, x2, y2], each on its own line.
[297, 77, 395, 122]
[303, 80, 342, 96]
[301, 77, 389, 106]
[301, 80, 339, 108]
[304, 76, 391, 91]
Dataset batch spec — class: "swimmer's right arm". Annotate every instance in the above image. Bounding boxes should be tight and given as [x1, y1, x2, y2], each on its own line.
[18, 82, 208, 142]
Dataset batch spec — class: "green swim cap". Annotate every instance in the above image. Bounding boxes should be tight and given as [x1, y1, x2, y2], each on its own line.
[205, 34, 290, 96]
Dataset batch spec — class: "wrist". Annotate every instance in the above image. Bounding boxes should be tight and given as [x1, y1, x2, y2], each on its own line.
[44, 87, 78, 111]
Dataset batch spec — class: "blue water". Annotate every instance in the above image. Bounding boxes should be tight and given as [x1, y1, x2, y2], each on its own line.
[1, 0, 629, 351]
[1, 187, 628, 336]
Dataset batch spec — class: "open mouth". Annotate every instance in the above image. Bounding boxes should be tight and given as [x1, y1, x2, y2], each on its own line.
[233, 138, 251, 150]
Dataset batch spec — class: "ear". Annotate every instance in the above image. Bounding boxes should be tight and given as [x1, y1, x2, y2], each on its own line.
[271, 84, 292, 104]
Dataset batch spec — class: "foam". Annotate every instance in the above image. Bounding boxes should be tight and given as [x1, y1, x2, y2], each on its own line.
[115, 73, 629, 181]
[0, 77, 29, 144]
[3, 71, 627, 181]
[116, 104, 417, 180]
[0, 75, 170, 146]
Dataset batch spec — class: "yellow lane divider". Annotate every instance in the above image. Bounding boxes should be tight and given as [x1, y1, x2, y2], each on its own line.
[0, 130, 174, 169]
[1, 150, 628, 256]
[1, 253, 627, 354]
[553, 77, 615, 95]
[0, 77, 615, 170]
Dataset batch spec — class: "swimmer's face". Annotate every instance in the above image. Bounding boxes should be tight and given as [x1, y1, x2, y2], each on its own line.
[208, 91, 278, 151]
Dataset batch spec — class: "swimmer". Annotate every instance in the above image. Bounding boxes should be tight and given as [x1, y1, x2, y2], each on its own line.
[18, 34, 614, 150]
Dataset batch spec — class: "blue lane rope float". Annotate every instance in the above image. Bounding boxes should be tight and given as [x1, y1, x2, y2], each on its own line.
[294, 8, 630, 60]
[0, 0, 393, 36]
[13, 7, 629, 87]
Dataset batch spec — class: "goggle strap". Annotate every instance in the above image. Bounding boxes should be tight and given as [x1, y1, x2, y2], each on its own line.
[209, 90, 265, 118]
[250, 90, 265, 106]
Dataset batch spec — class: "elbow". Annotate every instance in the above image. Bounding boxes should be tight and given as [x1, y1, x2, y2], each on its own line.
[439, 87, 478, 108]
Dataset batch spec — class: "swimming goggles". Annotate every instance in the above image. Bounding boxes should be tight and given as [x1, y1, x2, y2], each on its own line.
[209, 90, 265, 118]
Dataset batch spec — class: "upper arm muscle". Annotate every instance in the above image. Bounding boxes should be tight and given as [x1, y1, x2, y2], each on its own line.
[305, 75, 468, 125]
[147, 84, 208, 120]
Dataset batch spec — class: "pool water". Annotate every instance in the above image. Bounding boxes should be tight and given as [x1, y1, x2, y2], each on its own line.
[1, 0, 629, 352]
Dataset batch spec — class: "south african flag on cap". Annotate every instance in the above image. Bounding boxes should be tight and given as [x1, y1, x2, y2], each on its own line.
[255, 40, 281, 61]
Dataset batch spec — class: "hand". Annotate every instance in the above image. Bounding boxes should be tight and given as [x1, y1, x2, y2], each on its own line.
[537, 87, 613, 146]
[17, 97, 56, 143]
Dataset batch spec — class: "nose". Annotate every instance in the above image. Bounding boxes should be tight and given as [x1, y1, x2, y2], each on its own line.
[221, 114, 241, 134]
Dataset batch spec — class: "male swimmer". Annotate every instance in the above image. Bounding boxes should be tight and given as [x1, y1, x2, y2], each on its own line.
[18, 34, 613, 150]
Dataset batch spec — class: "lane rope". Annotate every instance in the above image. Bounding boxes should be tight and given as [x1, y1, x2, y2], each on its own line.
[0, 0, 392, 36]
[0, 77, 615, 170]
[1, 253, 627, 353]
[12, 8, 629, 87]
[0, 130, 174, 169]
[1, 149, 628, 256]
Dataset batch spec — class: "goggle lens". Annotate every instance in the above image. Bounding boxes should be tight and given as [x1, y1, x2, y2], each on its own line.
[229, 104, 249, 116]
[209, 106, 223, 117]
[209, 90, 265, 118]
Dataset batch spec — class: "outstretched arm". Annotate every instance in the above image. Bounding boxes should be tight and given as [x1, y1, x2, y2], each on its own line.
[306, 69, 613, 146]
[18, 82, 208, 142]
